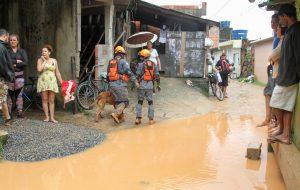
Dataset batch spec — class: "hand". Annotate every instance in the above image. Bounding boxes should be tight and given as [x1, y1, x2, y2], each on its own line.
[13, 64, 17, 68]
[135, 81, 140, 89]
[41, 56, 45, 61]
[157, 85, 161, 92]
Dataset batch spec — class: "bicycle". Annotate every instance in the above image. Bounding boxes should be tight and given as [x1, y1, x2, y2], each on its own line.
[76, 65, 109, 110]
[22, 76, 43, 112]
[207, 73, 224, 101]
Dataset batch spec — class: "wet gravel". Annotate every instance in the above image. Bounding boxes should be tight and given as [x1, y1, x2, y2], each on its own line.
[1, 119, 105, 162]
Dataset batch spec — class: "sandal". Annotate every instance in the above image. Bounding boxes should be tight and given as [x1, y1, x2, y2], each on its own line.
[135, 118, 141, 125]
[50, 119, 58, 124]
[4, 119, 13, 126]
[269, 128, 282, 137]
[267, 136, 278, 143]
[274, 135, 291, 145]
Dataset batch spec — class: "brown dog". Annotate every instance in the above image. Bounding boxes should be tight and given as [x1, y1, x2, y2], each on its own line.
[94, 91, 115, 122]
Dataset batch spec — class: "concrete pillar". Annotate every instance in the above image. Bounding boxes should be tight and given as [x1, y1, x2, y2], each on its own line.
[292, 0, 300, 150]
[105, 2, 114, 47]
[96, 1, 114, 76]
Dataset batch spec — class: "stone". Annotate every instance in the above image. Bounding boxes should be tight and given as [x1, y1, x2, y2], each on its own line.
[246, 141, 262, 160]
[0, 130, 8, 159]
[0, 130, 8, 144]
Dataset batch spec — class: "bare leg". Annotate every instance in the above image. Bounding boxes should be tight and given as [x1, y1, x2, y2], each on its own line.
[49, 91, 57, 123]
[275, 111, 292, 144]
[257, 95, 272, 127]
[271, 108, 284, 134]
[41, 91, 49, 122]
[2, 102, 11, 120]
[223, 86, 228, 97]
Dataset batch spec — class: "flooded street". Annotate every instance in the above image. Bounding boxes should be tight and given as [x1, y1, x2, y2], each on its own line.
[0, 80, 286, 189]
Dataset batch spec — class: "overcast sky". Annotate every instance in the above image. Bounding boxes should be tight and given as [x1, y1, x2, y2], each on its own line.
[143, 0, 274, 40]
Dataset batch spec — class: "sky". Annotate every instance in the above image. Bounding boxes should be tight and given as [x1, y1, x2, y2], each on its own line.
[143, 0, 275, 40]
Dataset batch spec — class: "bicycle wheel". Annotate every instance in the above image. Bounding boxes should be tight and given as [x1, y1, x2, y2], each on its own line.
[215, 85, 224, 101]
[76, 81, 97, 110]
[210, 82, 217, 96]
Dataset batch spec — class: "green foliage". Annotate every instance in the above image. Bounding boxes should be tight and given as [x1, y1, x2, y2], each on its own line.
[297, 0, 300, 20]
[0, 141, 3, 161]
[253, 80, 266, 87]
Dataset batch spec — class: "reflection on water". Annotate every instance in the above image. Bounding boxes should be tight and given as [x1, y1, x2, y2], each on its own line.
[0, 113, 286, 190]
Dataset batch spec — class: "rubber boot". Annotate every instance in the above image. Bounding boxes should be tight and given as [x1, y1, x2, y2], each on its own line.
[149, 118, 155, 125]
[135, 117, 142, 125]
[118, 112, 125, 123]
[111, 113, 120, 124]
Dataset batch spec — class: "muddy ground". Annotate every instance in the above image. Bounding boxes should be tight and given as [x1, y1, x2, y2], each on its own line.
[27, 77, 265, 133]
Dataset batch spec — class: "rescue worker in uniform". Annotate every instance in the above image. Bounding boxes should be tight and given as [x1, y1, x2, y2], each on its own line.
[108, 46, 135, 124]
[135, 49, 160, 125]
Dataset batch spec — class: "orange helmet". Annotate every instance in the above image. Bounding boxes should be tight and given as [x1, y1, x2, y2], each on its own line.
[138, 49, 150, 58]
[114, 46, 126, 54]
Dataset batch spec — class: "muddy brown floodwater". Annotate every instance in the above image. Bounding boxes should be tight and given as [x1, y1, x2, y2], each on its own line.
[0, 112, 285, 190]
[0, 80, 286, 190]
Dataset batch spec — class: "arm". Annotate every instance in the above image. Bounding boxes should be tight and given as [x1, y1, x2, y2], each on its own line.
[0, 48, 14, 81]
[55, 60, 63, 84]
[294, 31, 300, 79]
[156, 56, 161, 69]
[268, 40, 282, 62]
[154, 63, 159, 79]
[37, 58, 44, 73]
[16, 49, 28, 68]
[135, 62, 144, 78]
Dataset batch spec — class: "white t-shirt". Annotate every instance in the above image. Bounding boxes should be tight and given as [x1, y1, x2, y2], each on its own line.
[149, 49, 159, 65]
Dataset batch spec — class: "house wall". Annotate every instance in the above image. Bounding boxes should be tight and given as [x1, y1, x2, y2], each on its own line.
[3, 0, 80, 81]
[208, 26, 219, 49]
[252, 39, 273, 84]
[292, 0, 300, 151]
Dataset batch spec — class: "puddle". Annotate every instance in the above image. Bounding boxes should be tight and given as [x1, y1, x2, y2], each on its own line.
[0, 113, 285, 190]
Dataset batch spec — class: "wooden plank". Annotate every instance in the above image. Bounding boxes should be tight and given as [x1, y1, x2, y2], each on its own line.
[179, 32, 186, 77]
[271, 142, 300, 190]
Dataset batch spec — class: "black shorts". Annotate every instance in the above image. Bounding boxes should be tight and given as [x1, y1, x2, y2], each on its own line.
[264, 77, 275, 96]
[219, 72, 228, 87]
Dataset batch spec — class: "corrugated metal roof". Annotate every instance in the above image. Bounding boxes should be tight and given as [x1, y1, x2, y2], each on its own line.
[136, 0, 219, 27]
[258, 0, 295, 10]
[250, 37, 273, 45]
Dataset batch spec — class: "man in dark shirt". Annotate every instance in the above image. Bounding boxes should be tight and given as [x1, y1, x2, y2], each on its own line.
[269, 4, 300, 144]
[0, 29, 14, 125]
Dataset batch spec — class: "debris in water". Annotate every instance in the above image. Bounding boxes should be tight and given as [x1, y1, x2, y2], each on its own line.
[186, 79, 194, 87]
[246, 141, 262, 160]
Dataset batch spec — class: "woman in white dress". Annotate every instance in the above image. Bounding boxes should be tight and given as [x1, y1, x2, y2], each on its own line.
[147, 41, 161, 71]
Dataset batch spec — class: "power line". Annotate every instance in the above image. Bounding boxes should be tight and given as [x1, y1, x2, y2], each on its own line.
[209, 0, 233, 19]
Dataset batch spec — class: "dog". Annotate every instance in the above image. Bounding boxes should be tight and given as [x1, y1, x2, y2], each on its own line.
[93, 91, 115, 122]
